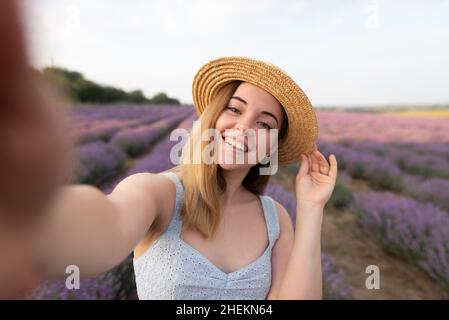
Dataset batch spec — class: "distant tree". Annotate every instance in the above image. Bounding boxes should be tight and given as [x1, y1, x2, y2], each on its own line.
[39, 66, 179, 105]
[150, 92, 180, 105]
[128, 90, 147, 103]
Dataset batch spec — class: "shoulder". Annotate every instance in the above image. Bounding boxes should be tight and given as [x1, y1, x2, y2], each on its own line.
[111, 171, 174, 196]
[265, 196, 292, 226]
[271, 198, 295, 239]
[108, 171, 177, 222]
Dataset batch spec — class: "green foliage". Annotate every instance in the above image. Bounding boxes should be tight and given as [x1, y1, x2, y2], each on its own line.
[150, 92, 180, 105]
[327, 179, 353, 209]
[129, 90, 147, 103]
[41, 66, 180, 105]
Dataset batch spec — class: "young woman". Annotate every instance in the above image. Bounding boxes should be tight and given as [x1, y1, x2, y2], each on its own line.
[28, 57, 337, 300]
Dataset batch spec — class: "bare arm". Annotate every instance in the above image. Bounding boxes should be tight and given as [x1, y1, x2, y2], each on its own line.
[275, 203, 323, 299]
[39, 173, 166, 280]
[269, 151, 336, 299]
[267, 203, 323, 300]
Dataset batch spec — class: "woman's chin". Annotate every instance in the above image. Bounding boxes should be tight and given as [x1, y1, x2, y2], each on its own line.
[216, 148, 252, 170]
[217, 162, 251, 171]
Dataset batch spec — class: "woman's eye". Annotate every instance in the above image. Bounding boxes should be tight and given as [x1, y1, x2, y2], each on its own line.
[226, 106, 240, 114]
[258, 122, 271, 129]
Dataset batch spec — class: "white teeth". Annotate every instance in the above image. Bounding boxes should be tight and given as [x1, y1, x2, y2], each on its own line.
[224, 137, 246, 152]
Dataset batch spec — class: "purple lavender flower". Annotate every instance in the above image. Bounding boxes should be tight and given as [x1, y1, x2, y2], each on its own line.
[406, 177, 449, 212]
[28, 272, 117, 300]
[72, 141, 126, 186]
[350, 191, 449, 293]
[322, 254, 353, 299]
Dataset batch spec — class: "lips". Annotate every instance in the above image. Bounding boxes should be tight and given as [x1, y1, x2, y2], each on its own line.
[222, 136, 247, 152]
[222, 131, 248, 152]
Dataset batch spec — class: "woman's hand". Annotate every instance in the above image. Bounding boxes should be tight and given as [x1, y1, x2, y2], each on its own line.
[295, 147, 338, 210]
[0, 0, 74, 223]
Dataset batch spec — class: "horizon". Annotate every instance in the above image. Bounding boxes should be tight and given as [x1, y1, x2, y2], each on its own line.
[23, 0, 449, 107]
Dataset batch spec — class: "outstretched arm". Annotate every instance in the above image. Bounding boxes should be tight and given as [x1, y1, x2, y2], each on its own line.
[38, 173, 167, 280]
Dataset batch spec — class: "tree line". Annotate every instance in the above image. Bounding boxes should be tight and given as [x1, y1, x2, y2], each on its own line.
[39, 66, 180, 105]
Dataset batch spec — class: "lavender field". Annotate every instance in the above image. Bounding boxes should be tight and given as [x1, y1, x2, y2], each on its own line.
[317, 110, 449, 299]
[29, 105, 449, 300]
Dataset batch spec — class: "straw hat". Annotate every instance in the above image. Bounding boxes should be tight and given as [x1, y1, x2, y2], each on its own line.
[192, 56, 319, 165]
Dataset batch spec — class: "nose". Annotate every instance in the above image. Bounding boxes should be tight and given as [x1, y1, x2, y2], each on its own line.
[233, 115, 252, 134]
[234, 123, 248, 132]
[232, 124, 253, 140]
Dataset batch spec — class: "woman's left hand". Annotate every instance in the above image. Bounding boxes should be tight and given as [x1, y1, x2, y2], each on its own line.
[295, 147, 338, 209]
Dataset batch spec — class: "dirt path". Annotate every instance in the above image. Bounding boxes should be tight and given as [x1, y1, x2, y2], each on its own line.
[272, 165, 447, 299]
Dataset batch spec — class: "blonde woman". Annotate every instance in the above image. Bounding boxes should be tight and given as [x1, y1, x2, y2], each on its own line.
[35, 57, 338, 300]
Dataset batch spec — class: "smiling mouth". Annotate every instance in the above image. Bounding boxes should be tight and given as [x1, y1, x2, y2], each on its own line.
[222, 135, 248, 152]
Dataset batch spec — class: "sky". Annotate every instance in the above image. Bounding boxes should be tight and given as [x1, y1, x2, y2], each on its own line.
[22, 0, 449, 107]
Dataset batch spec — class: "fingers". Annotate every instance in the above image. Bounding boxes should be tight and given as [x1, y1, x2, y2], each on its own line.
[298, 154, 309, 177]
[308, 149, 337, 178]
[303, 152, 319, 175]
[299, 149, 338, 179]
[308, 149, 325, 174]
[298, 150, 338, 179]
[313, 149, 330, 175]
[328, 154, 338, 179]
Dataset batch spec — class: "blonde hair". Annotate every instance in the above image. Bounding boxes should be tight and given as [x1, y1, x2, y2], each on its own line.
[168, 81, 288, 240]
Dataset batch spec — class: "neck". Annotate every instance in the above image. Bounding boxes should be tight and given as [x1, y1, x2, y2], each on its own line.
[220, 167, 251, 206]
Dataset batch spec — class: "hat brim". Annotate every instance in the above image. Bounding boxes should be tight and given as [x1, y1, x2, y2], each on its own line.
[192, 56, 319, 165]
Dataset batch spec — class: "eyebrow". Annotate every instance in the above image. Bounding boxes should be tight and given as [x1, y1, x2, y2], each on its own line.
[230, 96, 279, 125]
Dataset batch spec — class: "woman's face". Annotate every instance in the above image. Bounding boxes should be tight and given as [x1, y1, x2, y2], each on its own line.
[214, 82, 285, 171]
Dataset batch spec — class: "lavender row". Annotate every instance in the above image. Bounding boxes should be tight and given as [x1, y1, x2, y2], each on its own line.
[71, 106, 189, 144]
[70, 141, 127, 186]
[128, 113, 198, 174]
[110, 111, 193, 157]
[318, 139, 449, 212]
[102, 113, 198, 194]
[321, 253, 353, 299]
[349, 191, 449, 294]
[68, 104, 185, 123]
[318, 139, 404, 192]
[316, 110, 449, 144]
[337, 139, 449, 180]
[71, 109, 194, 187]
[28, 256, 137, 300]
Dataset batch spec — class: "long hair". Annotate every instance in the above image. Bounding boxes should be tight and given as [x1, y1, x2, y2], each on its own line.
[168, 81, 288, 240]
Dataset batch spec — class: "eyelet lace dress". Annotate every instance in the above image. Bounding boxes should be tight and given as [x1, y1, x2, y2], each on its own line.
[133, 171, 280, 300]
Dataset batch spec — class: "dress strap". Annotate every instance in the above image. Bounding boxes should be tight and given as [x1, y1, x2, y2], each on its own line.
[159, 171, 184, 234]
[260, 195, 281, 245]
